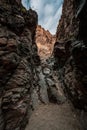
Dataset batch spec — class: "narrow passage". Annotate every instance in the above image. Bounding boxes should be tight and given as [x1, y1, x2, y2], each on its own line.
[25, 57, 83, 130]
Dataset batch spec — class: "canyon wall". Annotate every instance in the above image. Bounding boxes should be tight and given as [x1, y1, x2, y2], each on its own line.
[56, 0, 79, 42]
[36, 25, 55, 60]
[0, 0, 40, 130]
[0, 0, 87, 129]
[54, 0, 87, 110]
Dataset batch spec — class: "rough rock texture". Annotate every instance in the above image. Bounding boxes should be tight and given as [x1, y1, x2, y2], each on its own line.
[56, 0, 79, 42]
[53, 1, 87, 129]
[54, 0, 87, 111]
[0, 0, 40, 130]
[36, 25, 55, 60]
[0, 1, 66, 130]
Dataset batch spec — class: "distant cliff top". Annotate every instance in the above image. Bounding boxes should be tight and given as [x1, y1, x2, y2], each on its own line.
[36, 25, 56, 59]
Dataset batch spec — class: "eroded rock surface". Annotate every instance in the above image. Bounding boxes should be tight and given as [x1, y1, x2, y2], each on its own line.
[0, 0, 40, 130]
[0, 1, 66, 130]
[56, 0, 79, 41]
[0, 0, 87, 130]
[36, 25, 55, 60]
[54, 0, 87, 129]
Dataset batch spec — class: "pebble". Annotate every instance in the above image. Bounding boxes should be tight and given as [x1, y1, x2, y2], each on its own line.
[43, 67, 51, 75]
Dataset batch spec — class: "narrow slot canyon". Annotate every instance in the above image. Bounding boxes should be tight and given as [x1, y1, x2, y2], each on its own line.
[0, 0, 87, 130]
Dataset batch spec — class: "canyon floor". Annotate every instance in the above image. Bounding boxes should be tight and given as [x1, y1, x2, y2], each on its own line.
[25, 103, 82, 130]
[25, 57, 83, 130]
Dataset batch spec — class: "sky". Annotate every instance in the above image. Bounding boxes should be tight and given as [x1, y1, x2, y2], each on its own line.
[22, 0, 63, 34]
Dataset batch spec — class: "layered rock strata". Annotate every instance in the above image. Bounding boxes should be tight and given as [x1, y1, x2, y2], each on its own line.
[0, 1, 65, 130]
[0, 0, 40, 130]
[36, 25, 55, 60]
[54, 0, 87, 110]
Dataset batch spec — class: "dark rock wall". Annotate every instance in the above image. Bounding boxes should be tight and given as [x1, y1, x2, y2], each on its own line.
[56, 0, 79, 42]
[54, 0, 87, 110]
[78, 0, 87, 41]
[0, 0, 40, 130]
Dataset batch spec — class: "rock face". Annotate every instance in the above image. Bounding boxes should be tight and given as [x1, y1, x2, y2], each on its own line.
[0, 0, 40, 130]
[56, 0, 79, 42]
[54, 0, 87, 110]
[36, 25, 55, 60]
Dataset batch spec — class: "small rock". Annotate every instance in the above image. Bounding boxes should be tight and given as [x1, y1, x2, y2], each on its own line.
[46, 78, 55, 86]
[48, 86, 66, 104]
[43, 68, 51, 75]
[12, 94, 21, 99]
[0, 37, 7, 46]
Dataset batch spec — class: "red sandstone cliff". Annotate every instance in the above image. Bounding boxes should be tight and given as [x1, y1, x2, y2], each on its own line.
[36, 25, 55, 59]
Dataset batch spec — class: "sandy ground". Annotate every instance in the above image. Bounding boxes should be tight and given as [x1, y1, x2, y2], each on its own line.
[25, 102, 83, 130]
